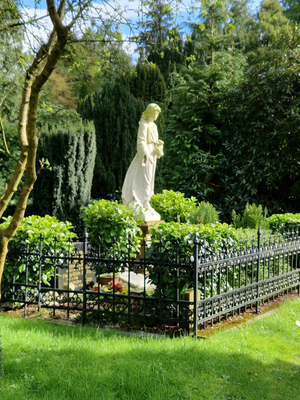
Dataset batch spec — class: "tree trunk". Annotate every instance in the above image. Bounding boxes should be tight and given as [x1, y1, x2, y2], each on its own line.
[0, 0, 86, 301]
[0, 233, 9, 302]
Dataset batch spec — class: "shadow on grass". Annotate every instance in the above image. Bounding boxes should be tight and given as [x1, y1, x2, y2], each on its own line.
[0, 314, 300, 400]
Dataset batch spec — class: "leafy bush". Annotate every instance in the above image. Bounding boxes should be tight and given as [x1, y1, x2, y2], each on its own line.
[224, 52, 300, 215]
[150, 190, 197, 223]
[232, 203, 269, 229]
[150, 221, 242, 256]
[188, 201, 219, 225]
[148, 222, 241, 298]
[148, 222, 271, 299]
[80, 200, 142, 264]
[1, 215, 76, 285]
[268, 213, 300, 233]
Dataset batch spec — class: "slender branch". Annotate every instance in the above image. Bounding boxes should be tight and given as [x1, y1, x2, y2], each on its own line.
[67, 0, 92, 29]
[0, 115, 9, 154]
[57, 0, 67, 19]
[68, 37, 139, 44]
[0, 115, 20, 164]
[0, 14, 49, 32]
[0, 149, 20, 164]
[37, 107, 64, 136]
[0, 85, 16, 108]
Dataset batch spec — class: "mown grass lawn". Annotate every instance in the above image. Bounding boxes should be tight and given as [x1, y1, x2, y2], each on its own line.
[0, 298, 300, 400]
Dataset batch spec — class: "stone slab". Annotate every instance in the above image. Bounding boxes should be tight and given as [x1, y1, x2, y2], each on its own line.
[119, 271, 155, 291]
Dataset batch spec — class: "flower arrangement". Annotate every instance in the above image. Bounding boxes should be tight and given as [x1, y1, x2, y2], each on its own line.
[108, 281, 123, 292]
[95, 281, 128, 295]
[154, 139, 164, 158]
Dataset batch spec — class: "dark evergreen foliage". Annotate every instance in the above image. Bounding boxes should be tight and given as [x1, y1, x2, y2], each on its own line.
[130, 62, 166, 104]
[90, 76, 145, 199]
[136, 0, 184, 83]
[283, 0, 300, 22]
[129, 62, 167, 192]
[78, 65, 169, 200]
[31, 121, 96, 225]
[222, 51, 300, 215]
[77, 93, 94, 121]
[161, 51, 246, 212]
[78, 82, 92, 101]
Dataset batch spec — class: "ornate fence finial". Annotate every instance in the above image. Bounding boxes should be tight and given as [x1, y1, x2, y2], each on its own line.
[257, 226, 261, 251]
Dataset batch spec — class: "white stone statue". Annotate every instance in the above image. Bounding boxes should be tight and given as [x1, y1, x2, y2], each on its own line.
[122, 103, 163, 222]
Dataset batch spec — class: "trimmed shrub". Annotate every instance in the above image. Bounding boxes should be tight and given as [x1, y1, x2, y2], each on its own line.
[150, 190, 197, 223]
[1, 215, 76, 285]
[32, 120, 96, 226]
[268, 213, 300, 233]
[150, 221, 243, 255]
[148, 222, 270, 298]
[232, 203, 269, 229]
[148, 222, 240, 298]
[188, 201, 219, 225]
[80, 200, 142, 263]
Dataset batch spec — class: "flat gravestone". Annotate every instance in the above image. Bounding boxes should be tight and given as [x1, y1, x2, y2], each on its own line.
[57, 242, 97, 290]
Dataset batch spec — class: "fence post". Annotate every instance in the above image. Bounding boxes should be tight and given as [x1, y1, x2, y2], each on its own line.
[24, 242, 29, 318]
[12, 238, 16, 308]
[256, 226, 261, 314]
[82, 229, 88, 326]
[194, 234, 199, 339]
[38, 234, 43, 311]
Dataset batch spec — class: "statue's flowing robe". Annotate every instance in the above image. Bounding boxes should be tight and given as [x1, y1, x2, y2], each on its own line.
[122, 120, 158, 206]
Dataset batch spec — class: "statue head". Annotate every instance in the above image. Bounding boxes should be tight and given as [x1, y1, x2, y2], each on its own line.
[142, 103, 161, 122]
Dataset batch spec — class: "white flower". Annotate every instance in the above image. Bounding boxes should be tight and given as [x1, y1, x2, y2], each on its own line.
[154, 140, 164, 158]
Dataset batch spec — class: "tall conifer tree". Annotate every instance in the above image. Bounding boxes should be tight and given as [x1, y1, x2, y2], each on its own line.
[32, 121, 96, 225]
[90, 76, 145, 199]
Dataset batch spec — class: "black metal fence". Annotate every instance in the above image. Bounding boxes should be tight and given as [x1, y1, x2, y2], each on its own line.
[2, 229, 300, 337]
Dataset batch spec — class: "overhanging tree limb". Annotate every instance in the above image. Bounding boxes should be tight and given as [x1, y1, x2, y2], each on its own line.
[0, 14, 49, 32]
[0, 0, 93, 299]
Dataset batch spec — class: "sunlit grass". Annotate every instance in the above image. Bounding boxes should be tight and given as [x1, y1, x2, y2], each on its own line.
[1, 298, 300, 399]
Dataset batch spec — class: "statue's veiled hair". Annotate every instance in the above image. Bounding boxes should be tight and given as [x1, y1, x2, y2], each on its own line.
[141, 103, 161, 121]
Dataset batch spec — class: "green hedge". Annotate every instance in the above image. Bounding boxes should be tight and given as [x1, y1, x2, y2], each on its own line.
[268, 213, 300, 233]
[1, 215, 76, 285]
[148, 221, 273, 298]
[148, 222, 252, 298]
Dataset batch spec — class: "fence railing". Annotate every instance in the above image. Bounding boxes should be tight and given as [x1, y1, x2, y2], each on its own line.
[1, 228, 300, 337]
[196, 229, 300, 334]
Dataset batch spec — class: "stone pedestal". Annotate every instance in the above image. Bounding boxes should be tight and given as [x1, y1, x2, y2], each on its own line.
[140, 220, 164, 239]
[139, 220, 164, 262]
